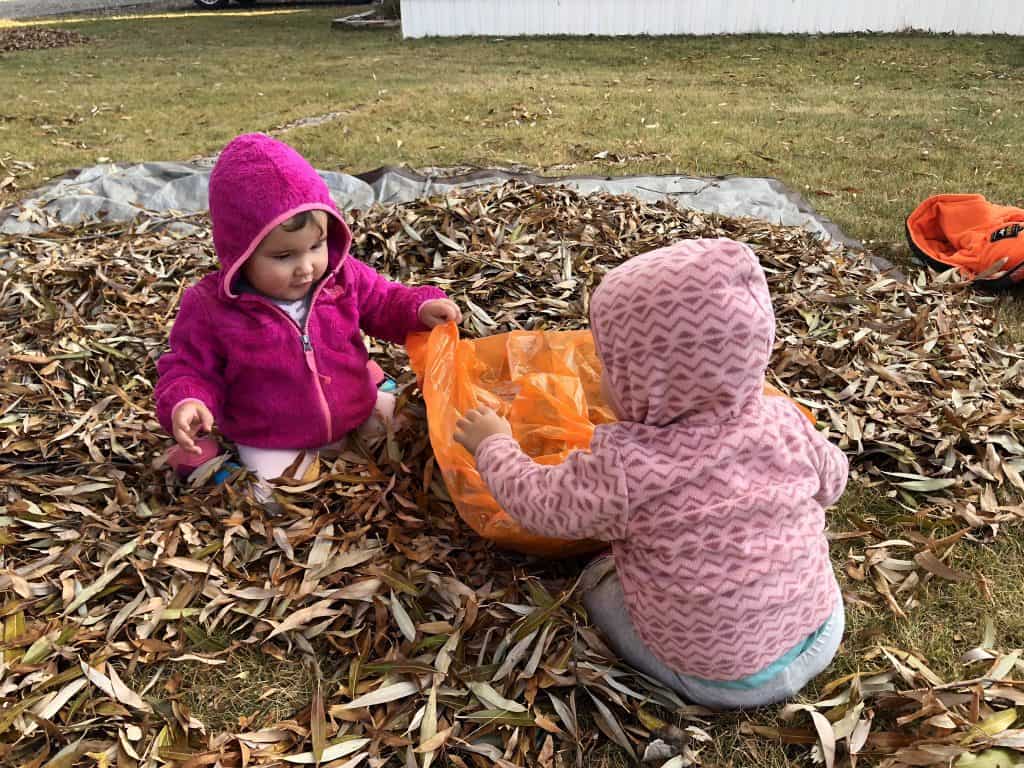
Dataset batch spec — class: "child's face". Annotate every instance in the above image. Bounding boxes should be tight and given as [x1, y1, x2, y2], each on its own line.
[244, 213, 329, 301]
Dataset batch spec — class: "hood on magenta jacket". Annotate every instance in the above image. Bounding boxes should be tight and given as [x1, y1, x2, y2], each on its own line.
[154, 133, 445, 449]
[210, 132, 353, 298]
[474, 239, 847, 680]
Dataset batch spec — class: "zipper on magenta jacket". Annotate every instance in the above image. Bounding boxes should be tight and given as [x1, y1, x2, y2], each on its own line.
[253, 294, 334, 445]
[298, 326, 334, 444]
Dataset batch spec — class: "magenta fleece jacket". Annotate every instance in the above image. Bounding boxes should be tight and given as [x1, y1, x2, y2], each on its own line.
[154, 133, 444, 449]
[475, 239, 848, 680]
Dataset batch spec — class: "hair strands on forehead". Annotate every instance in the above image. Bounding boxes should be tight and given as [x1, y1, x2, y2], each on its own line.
[279, 209, 327, 236]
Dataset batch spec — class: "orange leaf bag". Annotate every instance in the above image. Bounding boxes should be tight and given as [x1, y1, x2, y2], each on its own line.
[407, 324, 812, 557]
[408, 324, 611, 557]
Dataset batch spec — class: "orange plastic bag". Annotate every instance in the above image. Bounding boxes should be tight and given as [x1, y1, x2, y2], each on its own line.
[408, 324, 611, 557]
[407, 324, 813, 557]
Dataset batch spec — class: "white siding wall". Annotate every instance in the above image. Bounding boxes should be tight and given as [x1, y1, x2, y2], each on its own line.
[401, 0, 1024, 38]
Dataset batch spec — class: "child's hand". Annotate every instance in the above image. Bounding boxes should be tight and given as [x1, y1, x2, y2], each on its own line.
[172, 401, 215, 455]
[418, 299, 463, 329]
[454, 407, 513, 456]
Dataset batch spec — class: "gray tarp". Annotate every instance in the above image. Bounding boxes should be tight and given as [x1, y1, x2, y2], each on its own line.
[1, 161, 863, 251]
[0, 162, 374, 235]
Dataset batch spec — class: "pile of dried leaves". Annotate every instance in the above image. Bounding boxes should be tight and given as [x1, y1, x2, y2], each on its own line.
[1, 182, 1023, 768]
[0, 27, 89, 54]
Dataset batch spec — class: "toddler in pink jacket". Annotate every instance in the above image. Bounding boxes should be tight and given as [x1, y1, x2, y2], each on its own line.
[155, 133, 461, 494]
[455, 238, 848, 709]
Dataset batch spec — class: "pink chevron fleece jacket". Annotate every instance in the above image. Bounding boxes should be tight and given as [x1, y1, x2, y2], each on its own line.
[154, 133, 445, 449]
[475, 238, 848, 680]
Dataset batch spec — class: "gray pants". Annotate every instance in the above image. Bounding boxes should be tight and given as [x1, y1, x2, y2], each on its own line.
[580, 557, 845, 710]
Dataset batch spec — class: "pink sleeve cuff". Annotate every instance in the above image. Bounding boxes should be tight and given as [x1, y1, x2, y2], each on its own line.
[475, 433, 518, 461]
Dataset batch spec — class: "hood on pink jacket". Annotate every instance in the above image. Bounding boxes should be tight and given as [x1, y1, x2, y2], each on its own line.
[208, 133, 353, 299]
[589, 238, 775, 426]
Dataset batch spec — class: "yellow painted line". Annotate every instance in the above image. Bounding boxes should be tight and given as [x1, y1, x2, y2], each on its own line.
[0, 8, 307, 28]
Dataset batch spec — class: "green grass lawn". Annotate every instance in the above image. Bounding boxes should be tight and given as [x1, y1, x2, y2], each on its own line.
[3, 6, 1023, 247]
[3, 7, 1024, 765]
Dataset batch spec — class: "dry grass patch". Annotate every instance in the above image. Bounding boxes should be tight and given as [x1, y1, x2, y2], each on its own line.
[160, 642, 315, 734]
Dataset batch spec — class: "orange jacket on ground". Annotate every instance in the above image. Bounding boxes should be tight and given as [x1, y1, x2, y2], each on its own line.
[907, 194, 1024, 287]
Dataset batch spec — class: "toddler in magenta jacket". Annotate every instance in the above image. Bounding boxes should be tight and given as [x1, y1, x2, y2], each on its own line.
[155, 133, 460, 492]
[454, 239, 848, 709]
